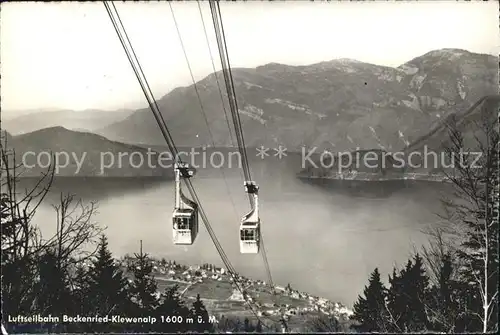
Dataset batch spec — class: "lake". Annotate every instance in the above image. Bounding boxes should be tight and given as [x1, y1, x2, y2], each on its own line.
[19, 155, 452, 307]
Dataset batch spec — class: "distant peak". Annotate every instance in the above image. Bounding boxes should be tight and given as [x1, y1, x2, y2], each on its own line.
[398, 48, 484, 68]
[42, 126, 69, 131]
[439, 48, 470, 53]
[266, 62, 287, 67]
[256, 62, 292, 71]
[416, 48, 498, 61]
[334, 58, 363, 63]
[425, 48, 470, 56]
[28, 126, 72, 135]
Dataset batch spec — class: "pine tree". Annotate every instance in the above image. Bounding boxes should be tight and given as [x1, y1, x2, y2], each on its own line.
[155, 285, 192, 333]
[32, 249, 73, 332]
[386, 267, 405, 332]
[126, 241, 159, 332]
[86, 235, 131, 332]
[190, 294, 213, 333]
[386, 254, 431, 332]
[427, 253, 462, 332]
[407, 254, 431, 330]
[64, 261, 93, 333]
[128, 240, 159, 314]
[71, 262, 91, 314]
[351, 268, 388, 332]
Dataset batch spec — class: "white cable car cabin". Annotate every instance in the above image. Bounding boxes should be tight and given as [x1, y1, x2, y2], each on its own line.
[240, 181, 260, 254]
[172, 162, 198, 245]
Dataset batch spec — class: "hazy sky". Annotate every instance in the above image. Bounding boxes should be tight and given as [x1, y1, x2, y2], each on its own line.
[1, 1, 498, 112]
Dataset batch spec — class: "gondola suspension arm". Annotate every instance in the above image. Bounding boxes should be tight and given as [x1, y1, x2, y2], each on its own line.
[102, 1, 267, 326]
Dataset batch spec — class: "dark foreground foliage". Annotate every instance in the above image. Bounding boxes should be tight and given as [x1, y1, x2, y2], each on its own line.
[2, 97, 498, 333]
[350, 97, 499, 333]
[0, 144, 271, 333]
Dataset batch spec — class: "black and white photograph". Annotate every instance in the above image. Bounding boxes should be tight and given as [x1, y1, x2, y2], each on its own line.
[1, 0, 499, 333]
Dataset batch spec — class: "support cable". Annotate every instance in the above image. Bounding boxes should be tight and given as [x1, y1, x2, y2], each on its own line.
[103, 1, 268, 328]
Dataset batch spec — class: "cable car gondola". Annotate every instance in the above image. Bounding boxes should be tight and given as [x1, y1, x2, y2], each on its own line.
[240, 181, 260, 254]
[104, 2, 285, 329]
[172, 162, 198, 245]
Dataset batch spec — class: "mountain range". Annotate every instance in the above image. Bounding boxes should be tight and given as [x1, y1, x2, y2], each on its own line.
[1, 127, 172, 178]
[95, 48, 498, 152]
[2, 109, 133, 135]
[1, 48, 498, 179]
[298, 94, 499, 180]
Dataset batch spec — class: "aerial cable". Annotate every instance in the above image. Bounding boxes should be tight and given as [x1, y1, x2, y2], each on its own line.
[104, 2, 176, 158]
[105, 2, 282, 331]
[208, 1, 252, 187]
[169, 0, 282, 327]
[103, 1, 268, 327]
[196, 0, 237, 150]
[168, 1, 241, 230]
[104, 1, 261, 323]
[213, 0, 248, 152]
[168, 1, 214, 148]
[104, 0, 231, 285]
[208, 0, 275, 281]
[198, 2, 287, 330]
[207, 1, 286, 331]
[208, 2, 287, 330]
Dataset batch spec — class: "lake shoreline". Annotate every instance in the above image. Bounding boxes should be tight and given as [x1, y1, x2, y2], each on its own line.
[25, 165, 449, 305]
[296, 173, 449, 183]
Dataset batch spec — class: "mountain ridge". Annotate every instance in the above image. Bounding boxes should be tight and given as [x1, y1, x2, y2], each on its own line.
[297, 95, 500, 181]
[5, 126, 173, 178]
[2, 109, 133, 135]
[2, 48, 497, 165]
[94, 48, 497, 152]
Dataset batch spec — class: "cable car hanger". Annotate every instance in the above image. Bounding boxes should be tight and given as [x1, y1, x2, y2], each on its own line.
[240, 181, 260, 254]
[102, 1, 271, 328]
[105, 1, 287, 330]
[207, 0, 262, 255]
[207, 1, 287, 330]
[172, 162, 198, 245]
